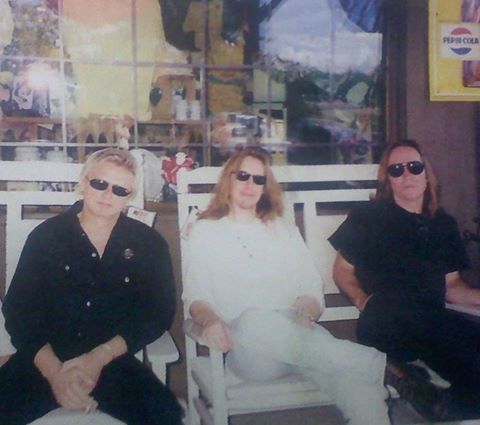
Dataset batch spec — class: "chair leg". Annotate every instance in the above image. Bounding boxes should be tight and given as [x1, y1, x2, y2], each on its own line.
[210, 350, 229, 425]
[188, 402, 201, 425]
[186, 369, 201, 425]
[212, 406, 229, 425]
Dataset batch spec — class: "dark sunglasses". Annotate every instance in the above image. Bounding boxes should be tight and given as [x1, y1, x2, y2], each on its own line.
[386, 161, 425, 178]
[235, 170, 267, 186]
[89, 179, 131, 197]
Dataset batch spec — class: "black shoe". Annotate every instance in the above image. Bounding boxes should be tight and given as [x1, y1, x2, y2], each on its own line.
[384, 361, 451, 422]
[446, 388, 480, 421]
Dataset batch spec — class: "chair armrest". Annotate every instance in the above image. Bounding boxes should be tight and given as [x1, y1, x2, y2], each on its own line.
[183, 318, 224, 367]
[135, 332, 179, 383]
[146, 332, 179, 363]
[183, 318, 207, 346]
[183, 318, 227, 402]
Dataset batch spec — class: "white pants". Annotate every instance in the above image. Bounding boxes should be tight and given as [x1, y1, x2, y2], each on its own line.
[225, 309, 390, 425]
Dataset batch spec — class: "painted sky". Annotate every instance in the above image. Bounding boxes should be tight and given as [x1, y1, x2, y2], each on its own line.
[261, 0, 382, 74]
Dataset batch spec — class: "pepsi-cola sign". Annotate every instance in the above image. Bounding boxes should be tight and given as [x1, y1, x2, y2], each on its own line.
[441, 23, 480, 59]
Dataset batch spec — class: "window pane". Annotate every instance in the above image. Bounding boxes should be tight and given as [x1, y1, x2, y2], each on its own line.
[62, 0, 133, 62]
[208, 68, 285, 165]
[140, 67, 201, 122]
[66, 63, 134, 162]
[137, 66, 204, 164]
[210, 0, 240, 65]
[3, 0, 60, 59]
[0, 59, 63, 160]
[1, 60, 62, 118]
[205, 0, 262, 66]
[207, 69, 253, 116]
[66, 115, 132, 163]
[68, 63, 134, 118]
[0, 0, 387, 170]
[136, 0, 192, 65]
[260, 0, 384, 164]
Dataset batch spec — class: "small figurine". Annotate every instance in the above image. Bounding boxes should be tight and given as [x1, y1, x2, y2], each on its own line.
[115, 122, 131, 150]
[160, 151, 195, 199]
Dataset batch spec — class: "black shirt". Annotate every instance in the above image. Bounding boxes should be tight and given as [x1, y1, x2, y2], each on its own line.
[329, 200, 469, 308]
[3, 201, 176, 362]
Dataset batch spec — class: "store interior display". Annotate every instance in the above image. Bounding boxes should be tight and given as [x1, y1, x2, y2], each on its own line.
[0, 0, 386, 191]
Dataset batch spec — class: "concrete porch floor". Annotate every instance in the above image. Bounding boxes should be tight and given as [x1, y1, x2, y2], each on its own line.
[229, 399, 425, 425]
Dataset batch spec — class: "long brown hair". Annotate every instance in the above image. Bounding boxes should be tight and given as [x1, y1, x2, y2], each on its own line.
[375, 139, 439, 217]
[200, 147, 284, 222]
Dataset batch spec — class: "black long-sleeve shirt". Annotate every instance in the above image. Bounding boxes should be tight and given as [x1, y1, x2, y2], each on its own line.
[3, 201, 176, 363]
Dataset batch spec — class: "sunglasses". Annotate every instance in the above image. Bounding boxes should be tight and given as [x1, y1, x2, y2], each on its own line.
[89, 179, 131, 197]
[235, 170, 267, 186]
[386, 161, 425, 178]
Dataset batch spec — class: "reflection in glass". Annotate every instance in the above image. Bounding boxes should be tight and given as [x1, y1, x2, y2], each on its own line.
[210, 0, 245, 65]
[0, 0, 14, 55]
[3, 0, 60, 58]
[139, 67, 200, 122]
[0, 0, 387, 168]
[66, 142, 120, 164]
[0, 60, 62, 119]
[66, 114, 134, 163]
[61, 0, 132, 62]
[206, 68, 289, 165]
[261, 0, 385, 165]
[65, 62, 135, 161]
[262, 0, 382, 73]
[137, 65, 203, 165]
[68, 63, 134, 118]
[135, 121, 203, 164]
[135, 0, 190, 65]
[0, 60, 63, 161]
[211, 0, 266, 65]
[207, 69, 253, 116]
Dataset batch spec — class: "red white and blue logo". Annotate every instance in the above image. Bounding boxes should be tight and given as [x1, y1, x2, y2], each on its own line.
[450, 27, 476, 55]
[441, 25, 480, 58]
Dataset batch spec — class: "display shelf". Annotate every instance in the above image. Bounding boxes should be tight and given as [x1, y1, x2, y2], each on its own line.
[1, 117, 61, 124]
[0, 116, 62, 140]
[138, 120, 202, 125]
[0, 117, 63, 161]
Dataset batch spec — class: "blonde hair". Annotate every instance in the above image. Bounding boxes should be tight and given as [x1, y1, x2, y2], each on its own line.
[78, 148, 139, 198]
[200, 147, 284, 222]
[375, 139, 439, 217]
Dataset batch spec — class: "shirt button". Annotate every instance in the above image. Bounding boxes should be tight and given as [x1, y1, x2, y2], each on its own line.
[86, 301, 92, 307]
[64, 265, 70, 271]
[124, 276, 130, 284]
[91, 252, 97, 258]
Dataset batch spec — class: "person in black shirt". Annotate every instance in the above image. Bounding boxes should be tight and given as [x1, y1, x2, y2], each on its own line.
[0, 148, 182, 425]
[329, 139, 480, 419]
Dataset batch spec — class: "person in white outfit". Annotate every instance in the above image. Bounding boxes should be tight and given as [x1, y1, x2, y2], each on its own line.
[182, 147, 390, 425]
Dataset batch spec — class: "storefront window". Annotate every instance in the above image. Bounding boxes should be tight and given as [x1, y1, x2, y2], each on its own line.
[259, 0, 384, 164]
[0, 0, 386, 167]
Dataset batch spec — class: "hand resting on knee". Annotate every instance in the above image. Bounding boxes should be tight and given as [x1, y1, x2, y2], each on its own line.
[190, 300, 233, 352]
